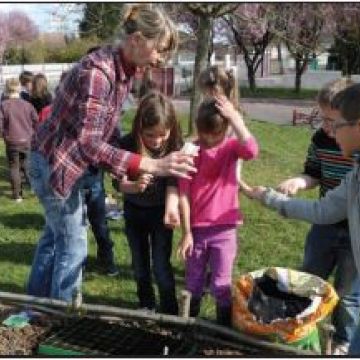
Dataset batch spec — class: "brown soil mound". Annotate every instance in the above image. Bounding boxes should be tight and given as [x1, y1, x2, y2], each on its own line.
[0, 306, 53, 355]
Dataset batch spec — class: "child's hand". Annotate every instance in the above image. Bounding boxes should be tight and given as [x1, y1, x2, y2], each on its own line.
[276, 178, 306, 196]
[177, 233, 193, 260]
[240, 184, 256, 199]
[248, 186, 267, 201]
[136, 174, 153, 192]
[240, 183, 268, 200]
[214, 95, 243, 125]
[164, 208, 180, 229]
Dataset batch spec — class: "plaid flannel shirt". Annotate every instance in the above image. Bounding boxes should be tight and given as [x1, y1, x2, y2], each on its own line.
[32, 46, 141, 198]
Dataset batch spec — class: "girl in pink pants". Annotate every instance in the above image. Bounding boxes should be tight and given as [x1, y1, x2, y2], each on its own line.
[178, 96, 258, 326]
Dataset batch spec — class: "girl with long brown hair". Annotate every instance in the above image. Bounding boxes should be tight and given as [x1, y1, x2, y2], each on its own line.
[116, 91, 183, 315]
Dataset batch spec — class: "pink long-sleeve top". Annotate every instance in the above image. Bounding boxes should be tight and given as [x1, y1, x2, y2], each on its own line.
[178, 136, 259, 228]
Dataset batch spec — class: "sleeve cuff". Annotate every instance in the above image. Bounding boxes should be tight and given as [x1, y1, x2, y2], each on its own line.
[127, 153, 142, 178]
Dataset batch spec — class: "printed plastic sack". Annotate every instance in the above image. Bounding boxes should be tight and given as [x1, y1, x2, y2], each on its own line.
[232, 267, 338, 352]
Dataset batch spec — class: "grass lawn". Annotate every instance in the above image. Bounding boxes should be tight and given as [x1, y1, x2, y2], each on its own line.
[0, 112, 318, 320]
[241, 86, 318, 100]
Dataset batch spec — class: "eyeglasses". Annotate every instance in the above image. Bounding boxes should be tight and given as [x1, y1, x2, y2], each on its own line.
[312, 115, 357, 134]
[311, 115, 335, 130]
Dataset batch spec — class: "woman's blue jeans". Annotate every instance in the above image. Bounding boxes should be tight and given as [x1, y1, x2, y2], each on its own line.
[27, 151, 88, 302]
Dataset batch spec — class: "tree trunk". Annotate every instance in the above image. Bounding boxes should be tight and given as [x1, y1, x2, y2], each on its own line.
[295, 58, 303, 93]
[344, 55, 349, 77]
[277, 43, 284, 74]
[248, 67, 256, 92]
[207, 27, 214, 64]
[188, 15, 212, 136]
[295, 71, 301, 93]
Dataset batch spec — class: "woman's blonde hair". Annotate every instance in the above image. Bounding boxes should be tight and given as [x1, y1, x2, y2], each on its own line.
[121, 4, 178, 63]
[31, 73, 50, 99]
[5, 78, 20, 96]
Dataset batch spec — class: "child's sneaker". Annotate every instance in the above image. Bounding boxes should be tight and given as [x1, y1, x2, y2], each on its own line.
[139, 307, 156, 315]
[105, 209, 123, 220]
[332, 342, 349, 356]
[105, 195, 123, 220]
[96, 257, 119, 277]
[104, 263, 120, 277]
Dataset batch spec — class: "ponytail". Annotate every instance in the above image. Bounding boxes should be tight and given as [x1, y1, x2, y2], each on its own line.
[120, 4, 178, 58]
[225, 69, 240, 111]
[123, 4, 142, 34]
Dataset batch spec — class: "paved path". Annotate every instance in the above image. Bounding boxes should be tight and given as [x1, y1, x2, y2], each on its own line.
[172, 98, 316, 125]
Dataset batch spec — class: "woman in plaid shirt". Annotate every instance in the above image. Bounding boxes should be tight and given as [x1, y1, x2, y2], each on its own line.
[27, 5, 196, 302]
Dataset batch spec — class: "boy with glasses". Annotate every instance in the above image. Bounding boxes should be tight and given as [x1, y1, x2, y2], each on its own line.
[249, 82, 360, 356]
[274, 79, 359, 355]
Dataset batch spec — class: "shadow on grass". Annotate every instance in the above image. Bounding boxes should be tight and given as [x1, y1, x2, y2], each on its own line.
[0, 186, 11, 198]
[0, 283, 188, 314]
[0, 282, 26, 294]
[83, 293, 138, 309]
[85, 256, 134, 281]
[0, 242, 35, 265]
[0, 213, 44, 230]
[0, 282, 138, 310]
[0, 159, 8, 176]
[85, 256, 185, 286]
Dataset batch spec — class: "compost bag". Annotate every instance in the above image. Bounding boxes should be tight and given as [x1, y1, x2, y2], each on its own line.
[232, 267, 338, 352]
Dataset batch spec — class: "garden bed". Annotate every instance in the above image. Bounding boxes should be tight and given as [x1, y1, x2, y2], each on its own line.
[0, 306, 245, 356]
[0, 300, 310, 356]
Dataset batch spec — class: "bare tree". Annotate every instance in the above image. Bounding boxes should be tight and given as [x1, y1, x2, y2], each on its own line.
[330, 3, 360, 76]
[5, 11, 39, 64]
[0, 12, 10, 64]
[183, 4, 238, 135]
[279, 3, 333, 93]
[223, 4, 280, 91]
[7, 10, 38, 46]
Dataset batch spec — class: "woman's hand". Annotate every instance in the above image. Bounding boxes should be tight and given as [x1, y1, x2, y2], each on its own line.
[177, 232, 194, 260]
[140, 152, 197, 179]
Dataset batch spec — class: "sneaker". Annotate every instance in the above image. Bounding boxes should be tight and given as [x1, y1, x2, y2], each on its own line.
[96, 253, 120, 276]
[14, 197, 23, 203]
[332, 342, 349, 356]
[105, 209, 123, 220]
[139, 307, 156, 315]
[104, 263, 120, 277]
